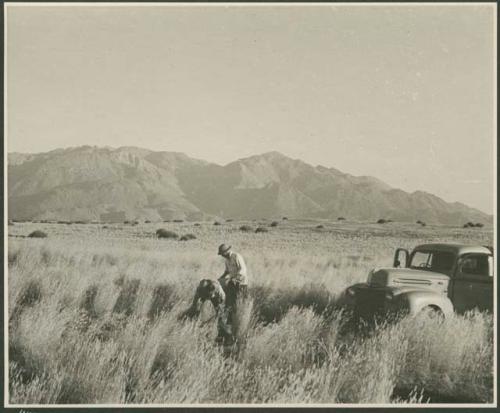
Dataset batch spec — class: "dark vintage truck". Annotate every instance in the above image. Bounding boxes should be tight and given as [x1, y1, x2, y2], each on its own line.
[344, 243, 494, 320]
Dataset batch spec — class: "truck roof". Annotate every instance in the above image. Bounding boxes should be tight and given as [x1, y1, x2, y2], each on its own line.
[414, 243, 493, 255]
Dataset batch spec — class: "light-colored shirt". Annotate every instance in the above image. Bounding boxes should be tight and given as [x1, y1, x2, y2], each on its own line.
[224, 251, 248, 285]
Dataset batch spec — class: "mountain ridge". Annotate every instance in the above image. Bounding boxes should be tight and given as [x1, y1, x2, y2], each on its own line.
[7, 145, 491, 224]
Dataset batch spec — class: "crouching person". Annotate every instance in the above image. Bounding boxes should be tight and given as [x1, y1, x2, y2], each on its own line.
[179, 279, 233, 346]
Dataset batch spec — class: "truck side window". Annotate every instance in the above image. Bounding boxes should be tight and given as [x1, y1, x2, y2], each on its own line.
[460, 254, 490, 276]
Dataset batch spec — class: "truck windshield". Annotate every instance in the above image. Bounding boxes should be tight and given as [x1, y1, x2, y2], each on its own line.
[410, 250, 455, 273]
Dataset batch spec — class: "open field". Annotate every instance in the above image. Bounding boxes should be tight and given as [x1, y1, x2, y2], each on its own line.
[7, 219, 495, 404]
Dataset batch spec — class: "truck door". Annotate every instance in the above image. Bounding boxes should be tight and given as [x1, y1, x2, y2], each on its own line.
[451, 253, 493, 313]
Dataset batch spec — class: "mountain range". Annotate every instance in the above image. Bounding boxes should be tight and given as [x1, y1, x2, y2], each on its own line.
[7, 146, 491, 225]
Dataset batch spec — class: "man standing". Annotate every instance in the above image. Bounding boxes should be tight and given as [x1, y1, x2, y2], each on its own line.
[217, 243, 248, 311]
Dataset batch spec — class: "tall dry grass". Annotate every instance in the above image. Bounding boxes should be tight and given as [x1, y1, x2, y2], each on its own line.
[7, 221, 494, 404]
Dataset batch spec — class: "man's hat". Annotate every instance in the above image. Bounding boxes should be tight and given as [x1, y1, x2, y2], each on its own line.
[218, 244, 231, 255]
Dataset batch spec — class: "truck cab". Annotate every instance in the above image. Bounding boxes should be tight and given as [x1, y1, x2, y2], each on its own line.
[344, 243, 494, 319]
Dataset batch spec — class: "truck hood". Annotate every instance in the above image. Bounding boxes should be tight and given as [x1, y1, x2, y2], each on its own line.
[368, 268, 449, 292]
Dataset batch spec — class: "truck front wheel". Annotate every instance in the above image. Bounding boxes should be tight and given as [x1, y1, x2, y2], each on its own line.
[416, 305, 444, 322]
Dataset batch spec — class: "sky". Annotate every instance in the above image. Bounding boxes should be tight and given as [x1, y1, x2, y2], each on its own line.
[5, 4, 496, 214]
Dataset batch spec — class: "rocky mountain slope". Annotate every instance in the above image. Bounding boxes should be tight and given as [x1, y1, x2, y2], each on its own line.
[7, 146, 491, 225]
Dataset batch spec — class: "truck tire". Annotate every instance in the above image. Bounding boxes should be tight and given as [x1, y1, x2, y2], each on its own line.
[416, 305, 444, 322]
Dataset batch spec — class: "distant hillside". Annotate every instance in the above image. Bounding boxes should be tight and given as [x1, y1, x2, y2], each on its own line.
[7, 146, 492, 225]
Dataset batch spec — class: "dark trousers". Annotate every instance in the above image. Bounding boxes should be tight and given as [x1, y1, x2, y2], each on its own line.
[225, 282, 248, 309]
[217, 282, 248, 345]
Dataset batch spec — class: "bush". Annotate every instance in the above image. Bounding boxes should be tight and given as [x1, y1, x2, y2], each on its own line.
[156, 228, 179, 239]
[145, 220, 151, 224]
[179, 234, 197, 241]
[316, 225, 324, 229]
[377, 219, 387, 224]
[226, 219, 234, 222]
[147, 283, 178, 321]
[255, 227, 268, 233]
[28, 230, 47, 238]
[337, 217, 346, 221]
[173, 219, 184, 223]
[213, 221, 221, 226]
[282, 217, 288, 220]
[194, 223, 201, 227]
[270, 221, 279, 227]
[240, 225, 253, 232]
[463, 222, 484, 228]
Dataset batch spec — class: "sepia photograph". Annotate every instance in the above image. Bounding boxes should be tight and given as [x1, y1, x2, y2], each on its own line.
[3, 1, 497, 408]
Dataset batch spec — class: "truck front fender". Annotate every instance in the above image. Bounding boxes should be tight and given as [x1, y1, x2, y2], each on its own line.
[399, 290, 454, 318]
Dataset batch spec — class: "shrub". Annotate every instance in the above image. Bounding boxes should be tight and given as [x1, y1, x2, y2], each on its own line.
[255, 227, 268, 233]
[147, 284, 177, 321]
[194, 223, 201, 227]
[463, 222, 484, 229]
[156, 228, 179, 239]
[213, 221, 221, 226]
[124, 221, 130, 224]
[145, 220, 151, 224]
[173, 219, 184, 223]
[270, 221, 279, 227]
[112, 279, 141, 316]
[316, 225, 325, 229]
[79, 284, 99, 319]
[377, 219, 387, 224]
[337, 217, 346, 221]
[240, 225, 253, 232]
[226, 219, 234, 222]
[28, 230, 47, 238]
[282, 217, 288, 220]
[10, 278, 43, 322]
[163, 220, 171, 223]
[179, 234, 197, 241]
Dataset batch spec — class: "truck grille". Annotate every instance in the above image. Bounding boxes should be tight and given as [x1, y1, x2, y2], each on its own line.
[354, 288, 386, 319]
